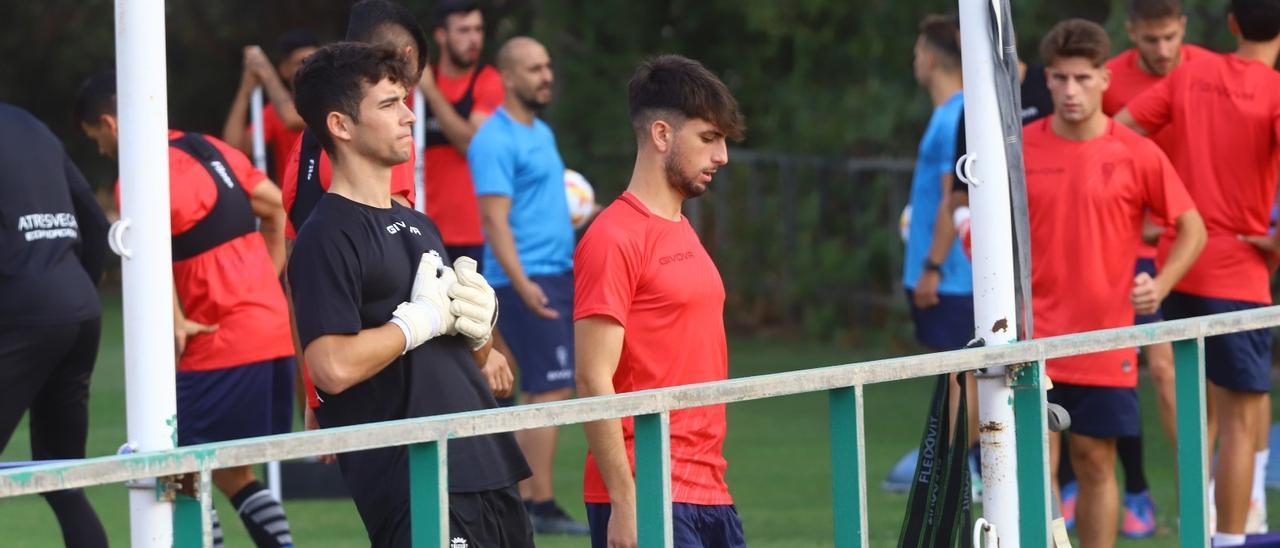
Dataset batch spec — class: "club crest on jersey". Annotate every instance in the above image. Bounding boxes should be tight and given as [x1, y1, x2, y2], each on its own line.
[450, 537, 468, 548]
[385, 220, 422, 236]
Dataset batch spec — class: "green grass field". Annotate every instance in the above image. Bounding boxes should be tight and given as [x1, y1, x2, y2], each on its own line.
[1, 295, 1276, 546]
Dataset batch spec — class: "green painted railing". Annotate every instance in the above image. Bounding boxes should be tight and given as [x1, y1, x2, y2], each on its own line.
[2, 307, 1276, 547]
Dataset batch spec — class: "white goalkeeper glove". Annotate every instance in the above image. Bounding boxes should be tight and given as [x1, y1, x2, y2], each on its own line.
[447, 256, 498, 350]
[390, 251, 457, 354]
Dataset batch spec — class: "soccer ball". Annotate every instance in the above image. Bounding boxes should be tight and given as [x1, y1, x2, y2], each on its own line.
[565, 169, 595, 229]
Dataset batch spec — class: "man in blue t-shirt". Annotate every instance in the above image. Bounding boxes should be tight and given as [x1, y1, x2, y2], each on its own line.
[468, 36, 588, 535]
[904, 16, 973, 352]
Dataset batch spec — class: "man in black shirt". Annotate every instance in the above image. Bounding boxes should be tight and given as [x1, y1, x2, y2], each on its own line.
[288, 43, 532, 547]
[0, 102, 109, 548]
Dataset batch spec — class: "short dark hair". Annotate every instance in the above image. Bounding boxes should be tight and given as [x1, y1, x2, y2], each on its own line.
[1128, 0, 1182, 21]
[346, 0, 429, 75]
[1231, 0, 1280, 42]
[628, 55, 745, 142]
[293, 42, 415, 157]
[275, 29, 322, 59]
[1040, 19, 1111, 67]
[74, 70, 117, 127]
[919, 15, 962, 69]
[433, 0, 480, 29]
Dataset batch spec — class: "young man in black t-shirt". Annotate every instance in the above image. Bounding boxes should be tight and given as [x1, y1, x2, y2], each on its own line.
[288, 43, 531, 547]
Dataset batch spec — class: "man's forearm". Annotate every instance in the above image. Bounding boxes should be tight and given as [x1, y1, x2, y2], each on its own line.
[482, 217, 529, 286]
[260, 215, 286, 274]
[259, 73, 305, 130]
[222, 83, 253, 153]
[580, 377, 637, 507]
[420, 83, 477, 153]
[304, 324, 406, 394]
[927, 200, 958, 265]
[1154, 210, 1206, 297]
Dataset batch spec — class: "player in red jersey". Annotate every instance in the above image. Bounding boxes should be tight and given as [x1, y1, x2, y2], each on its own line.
[1029, 20, 1205, 548]
[417, 0, 504, 270]
[222, 29, 320, 184]
[1089, 0, 1212, 536]
[574, 55, 746, 548]
[78, 71, 298, 548]
[1117, 1, 1280, 543]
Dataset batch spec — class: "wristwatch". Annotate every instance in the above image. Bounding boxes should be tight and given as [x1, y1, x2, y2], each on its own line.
[923, 259, 943, 273]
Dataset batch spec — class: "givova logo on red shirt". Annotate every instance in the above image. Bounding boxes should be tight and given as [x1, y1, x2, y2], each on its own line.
[659, 251, 695, 265]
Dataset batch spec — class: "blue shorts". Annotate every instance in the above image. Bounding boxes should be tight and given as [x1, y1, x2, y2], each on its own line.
[1047, 382, 1140, 439]
[495, 272, 575, 394]
[905, 289, 975, 351]
[1162, 292, 1273, 393]
[586, 503, 745, 548]
[1134, 258, 1163, 324]
[176, 357, 295, 446]
[445, 244, 485, 275]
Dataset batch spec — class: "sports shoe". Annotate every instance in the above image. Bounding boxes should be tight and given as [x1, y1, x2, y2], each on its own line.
[883, 448, 918, 494]
[528, 501, 590, 536]
[1060, 481, 1077, 531]
[1121, 490, 1157, 538]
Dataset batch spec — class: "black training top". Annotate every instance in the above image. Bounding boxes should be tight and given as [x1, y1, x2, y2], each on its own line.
[288, 193, 529, 543]
[952, 63, 1055, 193]
[0, 102, 108, 326]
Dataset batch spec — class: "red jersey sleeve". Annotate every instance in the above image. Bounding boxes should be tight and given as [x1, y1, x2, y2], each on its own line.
[473, 68, 505, 116]
[573, 225, 642, 327]
[207, 134, 269, 193]
[1138, 140, 1196, 226]
[1125, 69, 1177, 135]
[389, 147, 417, 206]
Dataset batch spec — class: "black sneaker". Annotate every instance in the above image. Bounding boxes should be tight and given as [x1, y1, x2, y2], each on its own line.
[529, 502, 591, 535]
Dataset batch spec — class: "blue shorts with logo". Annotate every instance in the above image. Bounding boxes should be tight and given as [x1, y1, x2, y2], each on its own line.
[175, 357, 295, 446]
[586, 503, 745, 548]
[1048, 382, 1140, 439]
[1162, 291, 1273, 393]
[1134, 258, 1163, 324]
[495, 272, 575, 395]
[905, 289, 975, 351]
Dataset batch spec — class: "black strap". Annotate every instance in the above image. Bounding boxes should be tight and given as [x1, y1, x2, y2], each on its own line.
[169, 133, 256, 261]
[423, 64, 486, 148]
[898, 373, 973, 548]
[289, 129, 325, 235]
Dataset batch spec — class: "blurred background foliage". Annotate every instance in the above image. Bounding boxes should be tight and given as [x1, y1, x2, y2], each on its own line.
[0, 0, 1242, 340]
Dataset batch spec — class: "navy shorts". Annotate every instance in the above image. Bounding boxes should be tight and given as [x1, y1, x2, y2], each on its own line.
[1047, 382, 1140, 439]
[1162, 291, 1273, 393]
[495, 272, 575, 394]
[586, 503, 745, 548]
[176, 357, 295, 446]
[905, 289, 975, 351]
[1134, 258, 1163, 324]
[445, 244, 485, 275]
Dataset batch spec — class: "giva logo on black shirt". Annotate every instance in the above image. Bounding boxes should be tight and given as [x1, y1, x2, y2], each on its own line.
[385, 220, 422, 236]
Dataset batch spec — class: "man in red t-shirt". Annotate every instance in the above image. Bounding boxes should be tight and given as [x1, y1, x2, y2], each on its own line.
[222, 29, 321, 184]
[418, 0, 503, 269]
[77, 71, 297, 548]
[1094, 0, 1211, 535]
[1028, 21, 1205, 548]
[1117, 1, 1280, 543]
[575, 55, 746, 548]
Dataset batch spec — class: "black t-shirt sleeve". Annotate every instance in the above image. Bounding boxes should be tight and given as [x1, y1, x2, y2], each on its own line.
[952, 112, 968, 194]
[288, 226, 366, 348]
[66, 155, 108, 284]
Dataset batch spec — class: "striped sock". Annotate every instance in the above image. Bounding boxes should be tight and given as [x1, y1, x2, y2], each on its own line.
[210, 508, 224, 548]
[231, 481, 293, 547]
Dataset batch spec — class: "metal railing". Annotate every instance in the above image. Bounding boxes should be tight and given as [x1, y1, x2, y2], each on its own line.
[2, 307, 1277, 547]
